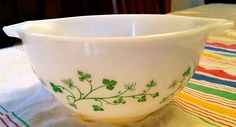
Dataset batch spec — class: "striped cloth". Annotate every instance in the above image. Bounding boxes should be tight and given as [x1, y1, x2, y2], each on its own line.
[172, 42, 236, 127]
[0, 105, 29, 127]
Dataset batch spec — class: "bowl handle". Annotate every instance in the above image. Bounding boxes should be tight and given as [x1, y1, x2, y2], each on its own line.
[3, 22, 32, 38]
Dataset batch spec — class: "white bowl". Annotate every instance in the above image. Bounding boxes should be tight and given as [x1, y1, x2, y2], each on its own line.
[3, 14, 233, 122]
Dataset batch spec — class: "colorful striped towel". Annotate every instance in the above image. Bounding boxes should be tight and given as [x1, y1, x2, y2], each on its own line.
[173, 42, 236, 127]
[0, 105, 29, 127]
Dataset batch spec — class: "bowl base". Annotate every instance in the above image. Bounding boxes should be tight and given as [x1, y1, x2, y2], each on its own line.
[80, 114, 149, 123]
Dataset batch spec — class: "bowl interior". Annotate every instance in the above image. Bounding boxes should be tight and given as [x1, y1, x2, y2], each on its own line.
[25, 15, 212, 37]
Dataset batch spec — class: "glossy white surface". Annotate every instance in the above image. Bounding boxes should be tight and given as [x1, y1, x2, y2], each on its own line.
[3, 14, 233, 122]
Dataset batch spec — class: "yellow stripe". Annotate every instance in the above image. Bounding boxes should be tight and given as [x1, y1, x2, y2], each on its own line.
[202, 51, 236, 65]
[176, 92, 236, 119]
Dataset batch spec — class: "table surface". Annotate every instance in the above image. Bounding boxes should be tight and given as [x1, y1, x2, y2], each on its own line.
[0, 3, 236, 127]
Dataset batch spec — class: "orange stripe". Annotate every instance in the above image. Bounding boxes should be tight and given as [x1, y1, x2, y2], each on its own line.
[174, 98, 236, 125]
[202, 52, 236, 65]
[183, 89, 236, 109]
[177, 92, 236, 119]
[184, 87, 236, 106]
[172, 99, 234, 127]
[175, 96, 236, 124]
[171, 101, 227, 127]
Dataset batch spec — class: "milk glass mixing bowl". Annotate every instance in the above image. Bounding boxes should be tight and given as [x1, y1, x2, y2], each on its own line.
[3, 14, 233, 122]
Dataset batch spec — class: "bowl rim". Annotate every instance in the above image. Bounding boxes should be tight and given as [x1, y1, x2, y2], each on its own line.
[4, 14, 233, 41]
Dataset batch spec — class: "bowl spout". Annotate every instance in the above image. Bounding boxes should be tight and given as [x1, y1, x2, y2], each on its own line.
[3, 21, 34, 38]
[3, 22, 25, 38]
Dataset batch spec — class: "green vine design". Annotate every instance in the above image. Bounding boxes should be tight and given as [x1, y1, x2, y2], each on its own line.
[160, 67, 192, 104]
[50, 69, 159, 111]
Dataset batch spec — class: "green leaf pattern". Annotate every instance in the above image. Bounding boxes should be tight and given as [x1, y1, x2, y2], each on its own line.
[49, 67, 192, 111]
[113, 97, 126, 104]
[138, 95, 147, 102]
[146, 80, 156, 88]
[50, 82, 63, 93]
[77, 70, 91, 82]
[160, 67, 193, 104]
[103, 79, 117, 90]
[92, 105, 104, 111]
[62, 79, 74, 89]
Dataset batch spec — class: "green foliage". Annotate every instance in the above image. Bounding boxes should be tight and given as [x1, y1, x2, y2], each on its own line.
[168, 80, 178, 89]
[77, 70, 91, 82]
[124, 83, 136, 92]
[50, 82, 63, 93]
[92, 105, 104, 111]
[103, 79, 117, 90]
[113, 97, 126, 104]
[160, 97, 168, 104]
[183, 67, 191, 77]
[146, 80, 157, 88]
[49, 68, 168, 111]
[138, 95, 147, 102]
[69, 103, 77, 109]
[152, 92, 159, 98]
[62, 79, 74, 89]
[161, 66, 192, 104]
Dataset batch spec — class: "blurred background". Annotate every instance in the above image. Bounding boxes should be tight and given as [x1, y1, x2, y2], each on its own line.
[0, 0, 235, 48]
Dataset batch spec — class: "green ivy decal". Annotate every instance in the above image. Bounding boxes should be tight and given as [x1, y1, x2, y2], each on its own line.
[49, 69, 160, 112]
[183, 67, 191, 77]
[138, 95, 147, 102]
[92, 105, 104, 111]
[103, 79, 117, 90]
[62, 79, 74, 89]
[113, 97, 126, 104]
[77, 70, 91, 82]
[160, 67, 193, 104]
[49, 67, 192, 111]
[146, 80, 156, 88]
[69, 102, 77, 109]
[152, 92, 159, 98]
[124, 82, 136, 92]
[50, 82, 63, 93]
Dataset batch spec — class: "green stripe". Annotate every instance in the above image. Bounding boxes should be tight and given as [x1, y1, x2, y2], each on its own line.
[187, 83, 236, 101]
[217, 52, 236, 57]
[11, 112, 30, 127]
[0, 105, 30, 126]
[169, 103, 221, 127]
[0, 105, 8, 112]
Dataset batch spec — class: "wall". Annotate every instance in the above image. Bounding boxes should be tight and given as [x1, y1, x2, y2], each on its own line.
[171, 0, 205, 12]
